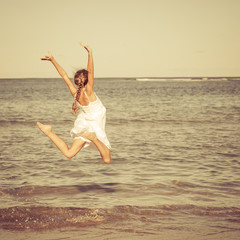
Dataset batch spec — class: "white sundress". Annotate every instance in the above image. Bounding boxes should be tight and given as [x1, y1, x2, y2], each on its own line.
[70, 91, 111, 150]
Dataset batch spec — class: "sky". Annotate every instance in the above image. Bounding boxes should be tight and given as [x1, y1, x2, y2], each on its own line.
[0, 0, 240, 78]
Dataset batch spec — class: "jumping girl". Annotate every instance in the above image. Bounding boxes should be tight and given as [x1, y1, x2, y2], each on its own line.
[37, 43, 111, 164]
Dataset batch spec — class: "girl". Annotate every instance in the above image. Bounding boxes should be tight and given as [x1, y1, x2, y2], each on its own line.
[37, 43, 111, 164]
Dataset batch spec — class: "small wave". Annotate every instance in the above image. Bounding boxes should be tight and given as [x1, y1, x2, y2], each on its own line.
[0, 206, 106, 230]
[0, 205, 239, 230]
[0, 184, 117, 197]
[0, 119, 73, 126]
[0, 120, 36, 126]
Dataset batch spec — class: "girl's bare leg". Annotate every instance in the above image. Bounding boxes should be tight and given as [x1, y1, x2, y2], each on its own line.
[37, 122, 85, 159]
[82, 132, 111, 164]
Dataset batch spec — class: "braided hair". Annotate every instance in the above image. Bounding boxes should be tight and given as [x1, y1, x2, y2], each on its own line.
[72, 69, 88, 114]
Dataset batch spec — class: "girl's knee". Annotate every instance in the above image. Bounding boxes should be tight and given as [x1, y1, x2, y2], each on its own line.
[64, 152, 74, 159]
[64, 149, 79, 159]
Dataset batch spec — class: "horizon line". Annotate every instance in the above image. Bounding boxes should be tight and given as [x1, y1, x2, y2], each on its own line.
[1, 76, 240, 80]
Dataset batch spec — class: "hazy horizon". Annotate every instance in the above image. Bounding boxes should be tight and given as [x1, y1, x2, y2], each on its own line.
[1, 76, 240, 80]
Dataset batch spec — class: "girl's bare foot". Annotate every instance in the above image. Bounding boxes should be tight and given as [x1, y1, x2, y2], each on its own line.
[37, 122, 52, 136]
[81, 132, 97, 142]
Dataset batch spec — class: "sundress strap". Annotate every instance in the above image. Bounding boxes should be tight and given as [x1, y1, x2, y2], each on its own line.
[84, 91, 90, 102]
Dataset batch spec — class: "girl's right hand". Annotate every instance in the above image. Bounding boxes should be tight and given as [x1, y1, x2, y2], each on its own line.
[80, 42, 92, 53]
[41, 51, 54, 61]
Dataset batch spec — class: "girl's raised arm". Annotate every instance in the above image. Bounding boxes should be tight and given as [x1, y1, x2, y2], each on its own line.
[80, 43, 94, 91]
[41, 52, 77, 97]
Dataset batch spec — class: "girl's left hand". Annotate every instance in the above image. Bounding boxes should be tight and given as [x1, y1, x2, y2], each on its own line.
[41, 51, 54, 61]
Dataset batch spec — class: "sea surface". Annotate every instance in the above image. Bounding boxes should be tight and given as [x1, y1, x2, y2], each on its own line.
[0, 78, 240, 239]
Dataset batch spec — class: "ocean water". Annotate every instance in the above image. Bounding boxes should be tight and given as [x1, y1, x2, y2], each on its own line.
[0, 78, 240, 239]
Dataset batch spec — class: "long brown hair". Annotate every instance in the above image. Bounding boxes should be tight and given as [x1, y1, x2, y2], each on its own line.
[72, 69, 88, 114]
